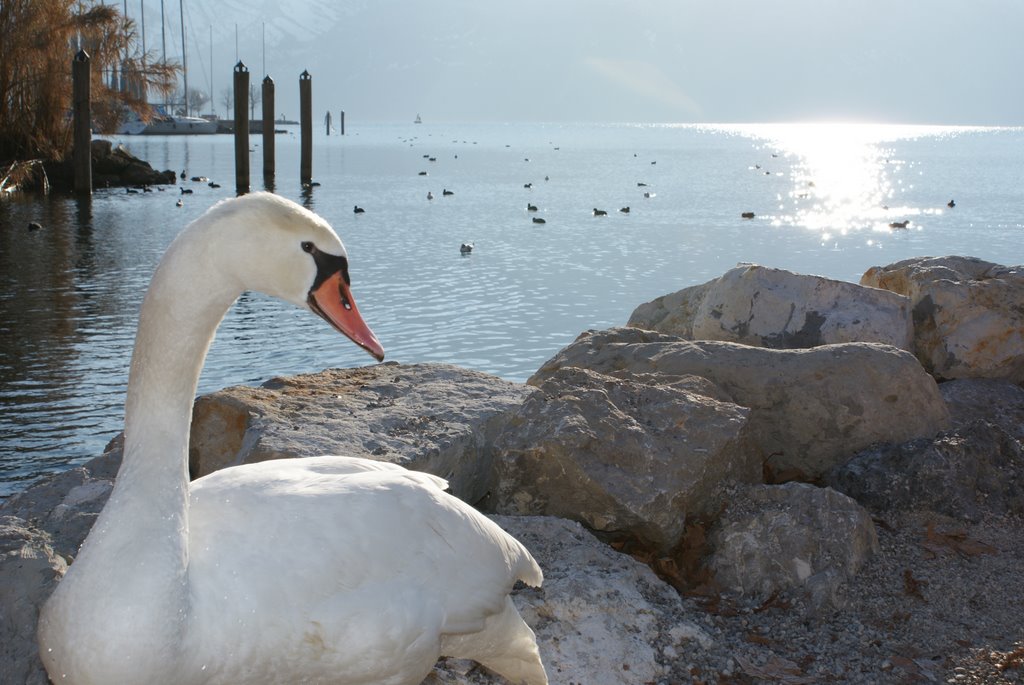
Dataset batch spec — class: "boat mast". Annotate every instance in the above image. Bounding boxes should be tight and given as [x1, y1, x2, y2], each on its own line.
[180, 0, 188, 116]
[161, 0, 167, 63]
[210, 26, 214, 116]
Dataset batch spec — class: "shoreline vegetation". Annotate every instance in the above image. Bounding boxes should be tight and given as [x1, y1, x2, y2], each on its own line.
[0, 1, 177, 192]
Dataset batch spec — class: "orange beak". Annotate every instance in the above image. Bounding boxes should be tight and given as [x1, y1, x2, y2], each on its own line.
[308, 272, 385, 362]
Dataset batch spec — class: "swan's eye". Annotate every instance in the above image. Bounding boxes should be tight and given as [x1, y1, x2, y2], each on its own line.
[301, 241, 315, 254]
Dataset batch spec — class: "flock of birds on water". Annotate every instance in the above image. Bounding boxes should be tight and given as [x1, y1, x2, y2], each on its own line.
[23, 138, 958, 241]
[375, 137, 674, 255]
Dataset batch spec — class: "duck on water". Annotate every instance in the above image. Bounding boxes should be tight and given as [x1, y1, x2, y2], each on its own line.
[37, 192, 547, 685]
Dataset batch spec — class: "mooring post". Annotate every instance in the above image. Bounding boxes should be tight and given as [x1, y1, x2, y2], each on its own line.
[233, 61, 250, 194]
[262, 75, 275, 183]
[300, 70, 312, 186]
[72, 50, 92, 194]
[340, 110, 345, 136]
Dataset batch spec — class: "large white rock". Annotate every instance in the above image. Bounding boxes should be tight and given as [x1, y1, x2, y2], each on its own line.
[629, 264, 913, 351]
[531, 328, 950, 481]
[861, 256, 1024, 382]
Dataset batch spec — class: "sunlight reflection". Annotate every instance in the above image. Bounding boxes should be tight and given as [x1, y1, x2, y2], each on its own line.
[725, 123, 968, 237]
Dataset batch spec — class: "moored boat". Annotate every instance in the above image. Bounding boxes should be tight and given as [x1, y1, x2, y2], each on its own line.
[119, 109, 218, 135]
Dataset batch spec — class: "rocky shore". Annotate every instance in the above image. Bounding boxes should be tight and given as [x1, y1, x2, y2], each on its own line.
[3, 139, 176, 193]
[2, 255, 1023, 684]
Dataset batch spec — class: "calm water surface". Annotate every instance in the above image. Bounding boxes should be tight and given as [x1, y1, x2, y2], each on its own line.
[2, 122, 1022, 496]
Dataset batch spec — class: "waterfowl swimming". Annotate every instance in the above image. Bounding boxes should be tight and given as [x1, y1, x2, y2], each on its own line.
[37, 193, 546, 685]
[427, 191, 434, 200]
[353, 205, 365, 214]
[443, 189, 454, 196]
[527, 204, 538, 212]
[889, 220, 910, 229]
[460, 242, 474, 254]
[175, 199, 183, 207]
[619, 207, 630, 214]
[947, 199, 956, 208]
[532, 217, 546, 224]
[593, 208, 607, 216]
[180, 187, 193, 194]
[741, 211, 755, 219]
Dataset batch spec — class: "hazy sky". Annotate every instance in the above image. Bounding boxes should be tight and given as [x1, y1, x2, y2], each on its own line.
[142, 0, 1022, 125]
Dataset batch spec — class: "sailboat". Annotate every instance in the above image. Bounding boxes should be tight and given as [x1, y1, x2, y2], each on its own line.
[119, 108, 217, 135]
[118, 0, 217, 135]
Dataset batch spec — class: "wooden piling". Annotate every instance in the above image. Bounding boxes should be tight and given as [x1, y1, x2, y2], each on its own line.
[300, 70, 312, 186]
[340, 110, 345, 136]
[262, 75, 275, 182]
[72, 50, 92, 194]
[233, 61, 250, 194]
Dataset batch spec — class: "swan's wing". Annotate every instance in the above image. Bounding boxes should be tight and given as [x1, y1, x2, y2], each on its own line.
[194, 454, 450, 489]
[185, 458, 539, 680]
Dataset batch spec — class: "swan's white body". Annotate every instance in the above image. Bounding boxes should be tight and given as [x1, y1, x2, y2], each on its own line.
[37, 193, 547, 685]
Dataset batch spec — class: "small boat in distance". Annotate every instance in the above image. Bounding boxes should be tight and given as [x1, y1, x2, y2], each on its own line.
[414, 114, 423, 124]
[118, 107, 218, 135]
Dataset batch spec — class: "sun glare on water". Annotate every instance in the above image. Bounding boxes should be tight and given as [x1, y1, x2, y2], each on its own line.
[726, 122, 964, 241]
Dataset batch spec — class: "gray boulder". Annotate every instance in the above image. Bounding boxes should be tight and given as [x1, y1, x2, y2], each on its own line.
[0, 446, 119, 685]
[826, 421, 1024, 522]
[0, 518, 66, 685]
[627, 280, 708, 339]
[707, 483, 878, 612]
[629, 263, 913, 350]
[490, 366, 760, 551]
[190, 362, 534, 503]
[939, 377, 1024, 442]
[861, 256, 1024, 382]
[531, 327, 950, 481]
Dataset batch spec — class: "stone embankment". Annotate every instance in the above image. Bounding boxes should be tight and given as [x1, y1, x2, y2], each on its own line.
[3, 256, 1023, 684]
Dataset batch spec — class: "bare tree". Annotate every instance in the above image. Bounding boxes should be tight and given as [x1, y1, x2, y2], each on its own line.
[187, 88, 210, 115]
[248, 84, 259, 120]
[0, 0, 178, 159]
[220, 88, 233, 119]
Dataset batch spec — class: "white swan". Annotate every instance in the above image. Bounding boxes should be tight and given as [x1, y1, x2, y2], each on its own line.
[37, 192, 547, 685]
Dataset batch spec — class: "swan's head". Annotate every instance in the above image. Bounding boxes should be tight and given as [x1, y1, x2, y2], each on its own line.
[197, 193, 384, 361]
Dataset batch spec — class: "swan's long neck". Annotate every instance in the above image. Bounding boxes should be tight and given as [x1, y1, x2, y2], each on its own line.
[53, 223, 242, 668]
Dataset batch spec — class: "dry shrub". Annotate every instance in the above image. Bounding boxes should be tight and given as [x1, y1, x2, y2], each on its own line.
[0, 0, 178, 161]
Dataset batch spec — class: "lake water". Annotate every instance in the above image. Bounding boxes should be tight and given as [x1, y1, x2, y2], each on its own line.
[2, 122, 1022, 496]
